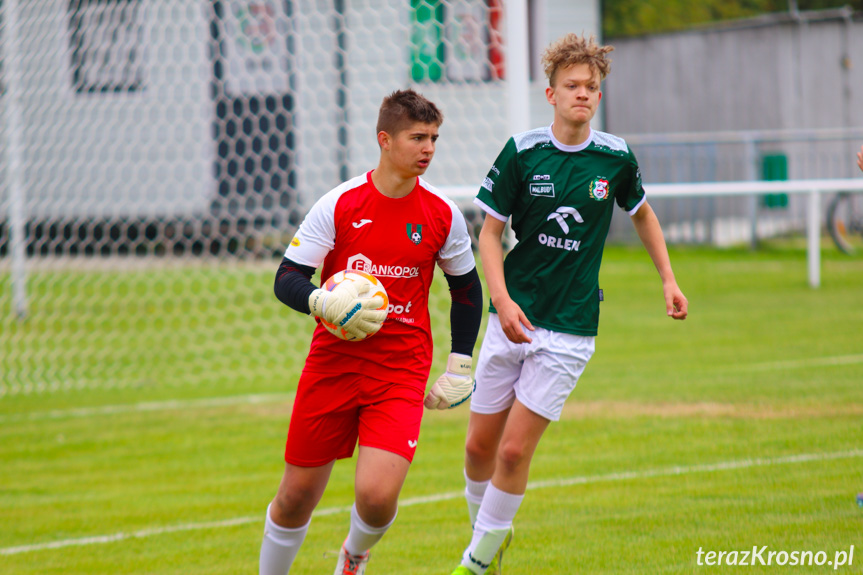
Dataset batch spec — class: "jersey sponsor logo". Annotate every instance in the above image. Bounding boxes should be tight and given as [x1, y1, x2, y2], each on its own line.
[387, 300, 413, 315]
[538, 233, 582, 252]
[406, 223, 423, 245]
[529, 182, 555, 197]
[546, 206, 584, 234]
[290, 236, 300, 247]
[532, 174, 551, 180]
[346, 253, 420, 279]
[481, 176, 494, 192]
[589, 177, 610, 201]
[387, 300, 415, 324]
[490, 164, 500, 176]
[352, 219, 373, 228]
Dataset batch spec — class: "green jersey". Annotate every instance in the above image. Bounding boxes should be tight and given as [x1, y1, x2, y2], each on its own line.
[475, 126, 646, 336]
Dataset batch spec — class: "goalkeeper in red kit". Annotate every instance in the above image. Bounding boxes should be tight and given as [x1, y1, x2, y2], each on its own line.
[258, 89, 483, 575]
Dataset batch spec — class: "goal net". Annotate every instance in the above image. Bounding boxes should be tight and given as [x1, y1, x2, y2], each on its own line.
[0, 0, 514, 397]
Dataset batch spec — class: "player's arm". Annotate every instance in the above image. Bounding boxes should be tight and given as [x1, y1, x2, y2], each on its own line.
[630, 201, 688, 320]
[423, 196, 484, 410]
[274, 257, 385, 338]
[446, 267, 483, 356]
[857, 145, 863, 172]
[274, 257, 316, 314]
[478, 214, 534, 343]
[424, 266, 483, 410]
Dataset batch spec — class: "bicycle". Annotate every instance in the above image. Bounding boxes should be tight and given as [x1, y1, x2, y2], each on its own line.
[827, 192, 863, 255]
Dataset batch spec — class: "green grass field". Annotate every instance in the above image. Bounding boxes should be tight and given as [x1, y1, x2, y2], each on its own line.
[2, 244, 862, 574]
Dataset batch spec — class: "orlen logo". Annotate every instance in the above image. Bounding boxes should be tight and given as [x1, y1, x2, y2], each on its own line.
[346, 253, 420, 279]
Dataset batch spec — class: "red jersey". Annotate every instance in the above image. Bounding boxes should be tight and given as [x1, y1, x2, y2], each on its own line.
[284, 171, 475, 386]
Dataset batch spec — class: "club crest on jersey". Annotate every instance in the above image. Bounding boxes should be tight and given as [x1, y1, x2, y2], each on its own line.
[589, 177, 610, 201]
[406, 223, 423, 245]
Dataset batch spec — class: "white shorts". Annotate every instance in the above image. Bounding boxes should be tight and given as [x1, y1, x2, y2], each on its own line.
[470, 313, 595, 421]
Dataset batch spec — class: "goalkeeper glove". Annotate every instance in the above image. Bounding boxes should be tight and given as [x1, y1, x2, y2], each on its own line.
[424, 353, 474, 410]
[308, 280, 386, 340]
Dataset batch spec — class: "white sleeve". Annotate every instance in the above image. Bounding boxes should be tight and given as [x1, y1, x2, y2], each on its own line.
[437, 201, 476, 276]
[625, 194, 647, 216]
[474, 197, 508, 222]
[283, 191, 339, 268]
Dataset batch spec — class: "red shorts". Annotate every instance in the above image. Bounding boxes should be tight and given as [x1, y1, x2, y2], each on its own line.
[285, 370, 425, 466]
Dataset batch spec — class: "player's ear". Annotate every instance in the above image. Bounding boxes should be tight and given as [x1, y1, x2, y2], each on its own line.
[545, 85, 556, 106]
[377, 130, 390, 150]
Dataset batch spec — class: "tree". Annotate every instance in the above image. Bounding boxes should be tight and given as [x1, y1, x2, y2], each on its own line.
[603, 0, 863, 38]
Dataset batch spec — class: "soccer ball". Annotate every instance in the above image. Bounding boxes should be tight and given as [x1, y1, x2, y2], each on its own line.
[320, 270, 389, 341]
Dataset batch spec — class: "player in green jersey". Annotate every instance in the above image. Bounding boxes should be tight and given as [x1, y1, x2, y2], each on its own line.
[450, 34, 688, 575]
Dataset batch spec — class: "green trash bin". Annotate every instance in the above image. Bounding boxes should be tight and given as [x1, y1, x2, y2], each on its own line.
[760, 153, 789, 209]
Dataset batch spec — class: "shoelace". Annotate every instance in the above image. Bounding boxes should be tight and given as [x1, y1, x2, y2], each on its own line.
[341, 551, 367, 575]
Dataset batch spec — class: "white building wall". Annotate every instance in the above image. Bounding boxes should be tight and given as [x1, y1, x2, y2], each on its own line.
[1, 0, 600, 217]
[342, 0, 600, 190]
[0, 0, 214, 218]
[528, 0, 602, 131]
[292, 0, 343, 204]
[604, 14, 863, 136]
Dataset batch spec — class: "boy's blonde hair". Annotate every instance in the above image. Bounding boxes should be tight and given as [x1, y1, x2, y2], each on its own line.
[542, 34, 614, 86]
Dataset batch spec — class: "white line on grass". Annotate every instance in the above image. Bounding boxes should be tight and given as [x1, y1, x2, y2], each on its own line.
[744, 354, 863, 372]
[0, 393, 295, 424]
[4, 352, 861, 423]
[2, 448, 861, 557]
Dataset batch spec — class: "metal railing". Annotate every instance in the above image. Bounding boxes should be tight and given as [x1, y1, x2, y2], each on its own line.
[443, 177, 863, 289]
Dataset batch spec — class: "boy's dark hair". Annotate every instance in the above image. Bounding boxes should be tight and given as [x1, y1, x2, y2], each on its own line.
[376, 89, 443, 135]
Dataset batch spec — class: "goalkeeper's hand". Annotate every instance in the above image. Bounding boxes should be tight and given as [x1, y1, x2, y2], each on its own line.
[424, 353, 475, 410]
[308, 281, 387, 340]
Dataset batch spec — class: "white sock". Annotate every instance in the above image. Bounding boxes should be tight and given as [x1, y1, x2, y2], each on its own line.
[464, 469, 490, 527]
[343, 502, 397, 557]
[259, 503, 310, 575]
[461, 484, 523, 572]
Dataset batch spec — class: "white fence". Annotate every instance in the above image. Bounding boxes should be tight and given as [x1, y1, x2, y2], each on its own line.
[648, 179, 863, 289]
